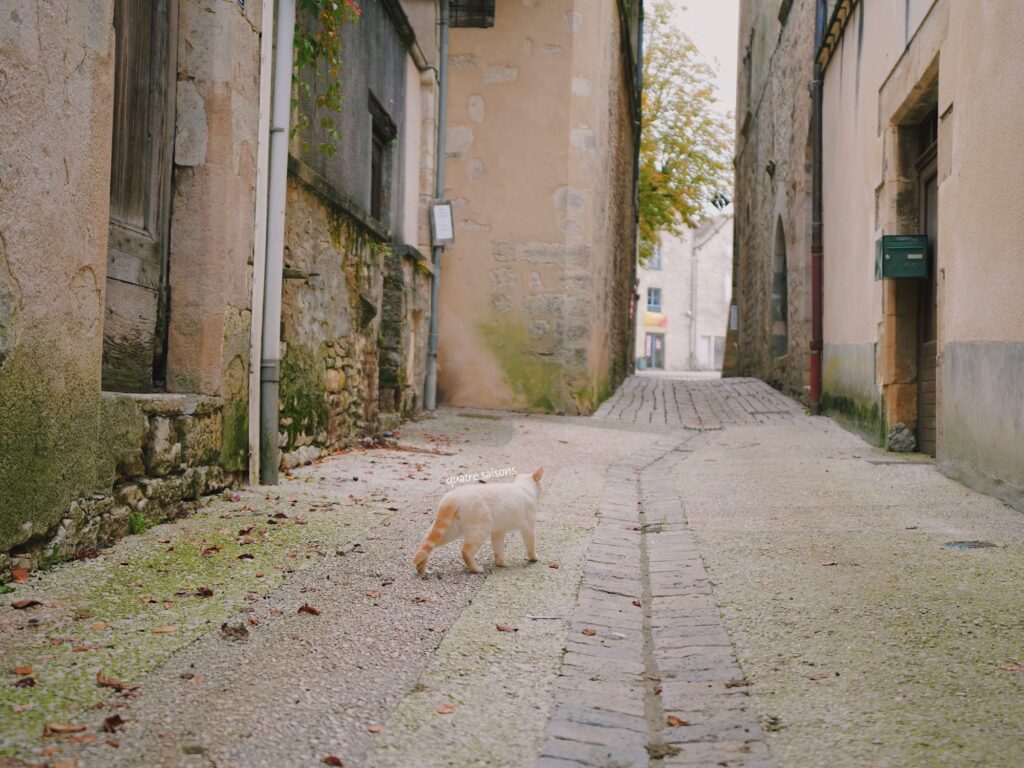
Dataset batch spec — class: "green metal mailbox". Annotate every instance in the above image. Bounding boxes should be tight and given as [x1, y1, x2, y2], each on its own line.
[875, 235, 929, 280]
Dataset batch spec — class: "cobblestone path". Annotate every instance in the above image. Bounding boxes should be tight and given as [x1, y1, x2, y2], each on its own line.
[593, 375, 802, 428]
[539, 377, 785, 767]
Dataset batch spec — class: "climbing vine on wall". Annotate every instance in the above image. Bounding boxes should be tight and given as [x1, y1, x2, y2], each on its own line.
[292, 0, 362, 156]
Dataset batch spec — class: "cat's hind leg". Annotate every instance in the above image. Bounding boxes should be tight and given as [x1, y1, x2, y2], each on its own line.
[461, 534, 486, 574]
[491, 532, 507, 567]
[521, 525, 538, 562]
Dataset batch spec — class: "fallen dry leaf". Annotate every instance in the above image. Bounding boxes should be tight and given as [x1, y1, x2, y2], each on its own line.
[548, 563, 560, 569]
[12, 676, 35, 688]
[436, 703, 456, 714]
[150, 625, 177, 634]
[96, 670, 137, 692]
[495, 624, 519, 633]
[806, 674, 830, 681]
[107, 737, 120, 747]
[653, 684, 663, 695]
[666, 715, 690, 727]
[997, 662, 1024, 672]
[11, 598, 42, 610]
[821, 561, 838, 567]
[411, 596, 428, 604]
[298, 603, 321, 616]
[581, 628, 597, 637]
[365, 590, 381, 599]
[199, 545, 221, 556]
[322, 757, 344, 767]
[10, 665, 32, 676]
[367, 724, 383, 734]
[195, 587, 214, 598]
[103, 714, 127, 733]
[237, 553, 255, 561]
[44, 722, 88, 737]
[42, 745, 60, 756]
[11, 568, 29, 583]
[724, 679, 750, 688]
[72, 646, 97, 653]
[632, 600, 642, 607]
[92, 622, 107, 631]
[52, 759, 78, 768]
[69, 734, 95, 745]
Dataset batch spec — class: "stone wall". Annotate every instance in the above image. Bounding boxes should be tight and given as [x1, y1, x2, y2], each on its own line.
[436, 0, 639, 415]
[732, 0, 814, 400]
[0, 0, 258, 577]
[1, 394, 237, 580]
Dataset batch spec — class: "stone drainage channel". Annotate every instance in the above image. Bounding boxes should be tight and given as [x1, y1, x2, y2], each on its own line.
[538, 431, 773, 768]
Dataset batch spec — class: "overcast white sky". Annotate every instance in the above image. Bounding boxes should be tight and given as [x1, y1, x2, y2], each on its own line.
[668, 0, 739, 120]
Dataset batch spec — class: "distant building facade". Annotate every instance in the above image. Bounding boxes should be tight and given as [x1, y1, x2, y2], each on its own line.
[636, 216, 733, 372]
[734, 0, 1024, 513]
[436, 0, 643, 414]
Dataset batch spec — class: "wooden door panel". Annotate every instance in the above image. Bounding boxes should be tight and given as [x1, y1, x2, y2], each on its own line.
[102, 0, 176, 392]
[102, 280, 160, 392]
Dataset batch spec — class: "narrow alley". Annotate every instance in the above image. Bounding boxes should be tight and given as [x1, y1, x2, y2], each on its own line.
[3, 375, 1022, 767]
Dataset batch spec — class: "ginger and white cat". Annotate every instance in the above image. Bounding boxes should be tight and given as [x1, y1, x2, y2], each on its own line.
[412, 467, 544, 574]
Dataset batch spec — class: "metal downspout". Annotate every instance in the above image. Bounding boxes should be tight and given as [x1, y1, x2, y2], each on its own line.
[259, 0, 297, 483]
[424, 0, 448, 411]
[809, 2, 825, 415]
[248, 0, 276, 485]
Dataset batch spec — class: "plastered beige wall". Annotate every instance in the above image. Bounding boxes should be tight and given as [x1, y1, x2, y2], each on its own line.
[437, 0, 635, 413]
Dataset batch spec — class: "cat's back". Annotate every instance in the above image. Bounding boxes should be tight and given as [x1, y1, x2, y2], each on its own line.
[442, 480, 531, 507]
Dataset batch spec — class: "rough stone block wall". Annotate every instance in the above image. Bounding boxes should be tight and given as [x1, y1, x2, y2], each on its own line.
[279, 174, 402, 469]
[732, 0, 814, 401]
[1, 394, 237, 581]
[378, 247, 432, 419]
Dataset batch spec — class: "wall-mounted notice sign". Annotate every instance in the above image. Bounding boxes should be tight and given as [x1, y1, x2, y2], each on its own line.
[431, 201, 454, 246]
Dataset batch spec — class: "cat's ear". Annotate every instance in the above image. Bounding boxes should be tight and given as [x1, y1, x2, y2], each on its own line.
[532, 467, 544, 483]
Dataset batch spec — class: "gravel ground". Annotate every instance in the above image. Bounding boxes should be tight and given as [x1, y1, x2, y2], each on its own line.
[675, 415, 1024, 768]
[1, 409, 648, 768]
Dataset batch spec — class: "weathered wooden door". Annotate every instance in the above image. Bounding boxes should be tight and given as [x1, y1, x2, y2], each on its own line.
[102, 0, 177, 392]
[917, 161, 938, 456]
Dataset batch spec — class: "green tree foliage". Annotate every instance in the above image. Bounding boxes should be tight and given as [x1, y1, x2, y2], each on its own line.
[639, 0, 732, 261]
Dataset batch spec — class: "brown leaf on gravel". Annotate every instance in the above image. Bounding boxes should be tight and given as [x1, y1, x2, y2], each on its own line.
[12, 676, 35, 688]
[426, 625, 444, 633]
[495, 624, 518, 633]
[102, 714, 127, 733]
[805, 674, 830, 681]
[365, 590, 381, 599]
[298, 603, 321, 616]
[997, 662, 1024, 672]
[411, 596, 428, 603]
[72, 646, 97, 653]
[199, 545, 221, 557]
[97, 671, 138, 692]
[666, 715, 690, 727]
[91, 622, 107, 631]
[581, 628, 597, 636]
[632, 600, 642, 607]
[322, 757, 345, 767]
[653, 684, 663, 695]
[11, 598, 42, 610]
[237, 553, 255, 560]
[11, 568, 29, 583]
[69, 734, 96, 745]
[238, 526, 253, 536]
[52, 759, 79, 768]
[195, 587, 214, 598]
[10, 665, 32, 676]
[150, 625, 177, 634]
[107, 737, 119, 747]
[548, 563, 559, 569]
[724, 679, 750, 688]
[821, 561, 838, 567]
[367, 724, 383, 734]
[273, 512, 289, 519]
[44, 722, 87, 737]
[436, 703, 456, 714]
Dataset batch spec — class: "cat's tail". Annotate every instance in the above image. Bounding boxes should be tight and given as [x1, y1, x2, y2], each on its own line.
[412, 497, 457, 574]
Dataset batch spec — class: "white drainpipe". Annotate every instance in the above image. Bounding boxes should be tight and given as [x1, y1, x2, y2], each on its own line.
[259, 0, 297, 484]
[247, 0, 277, 485]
